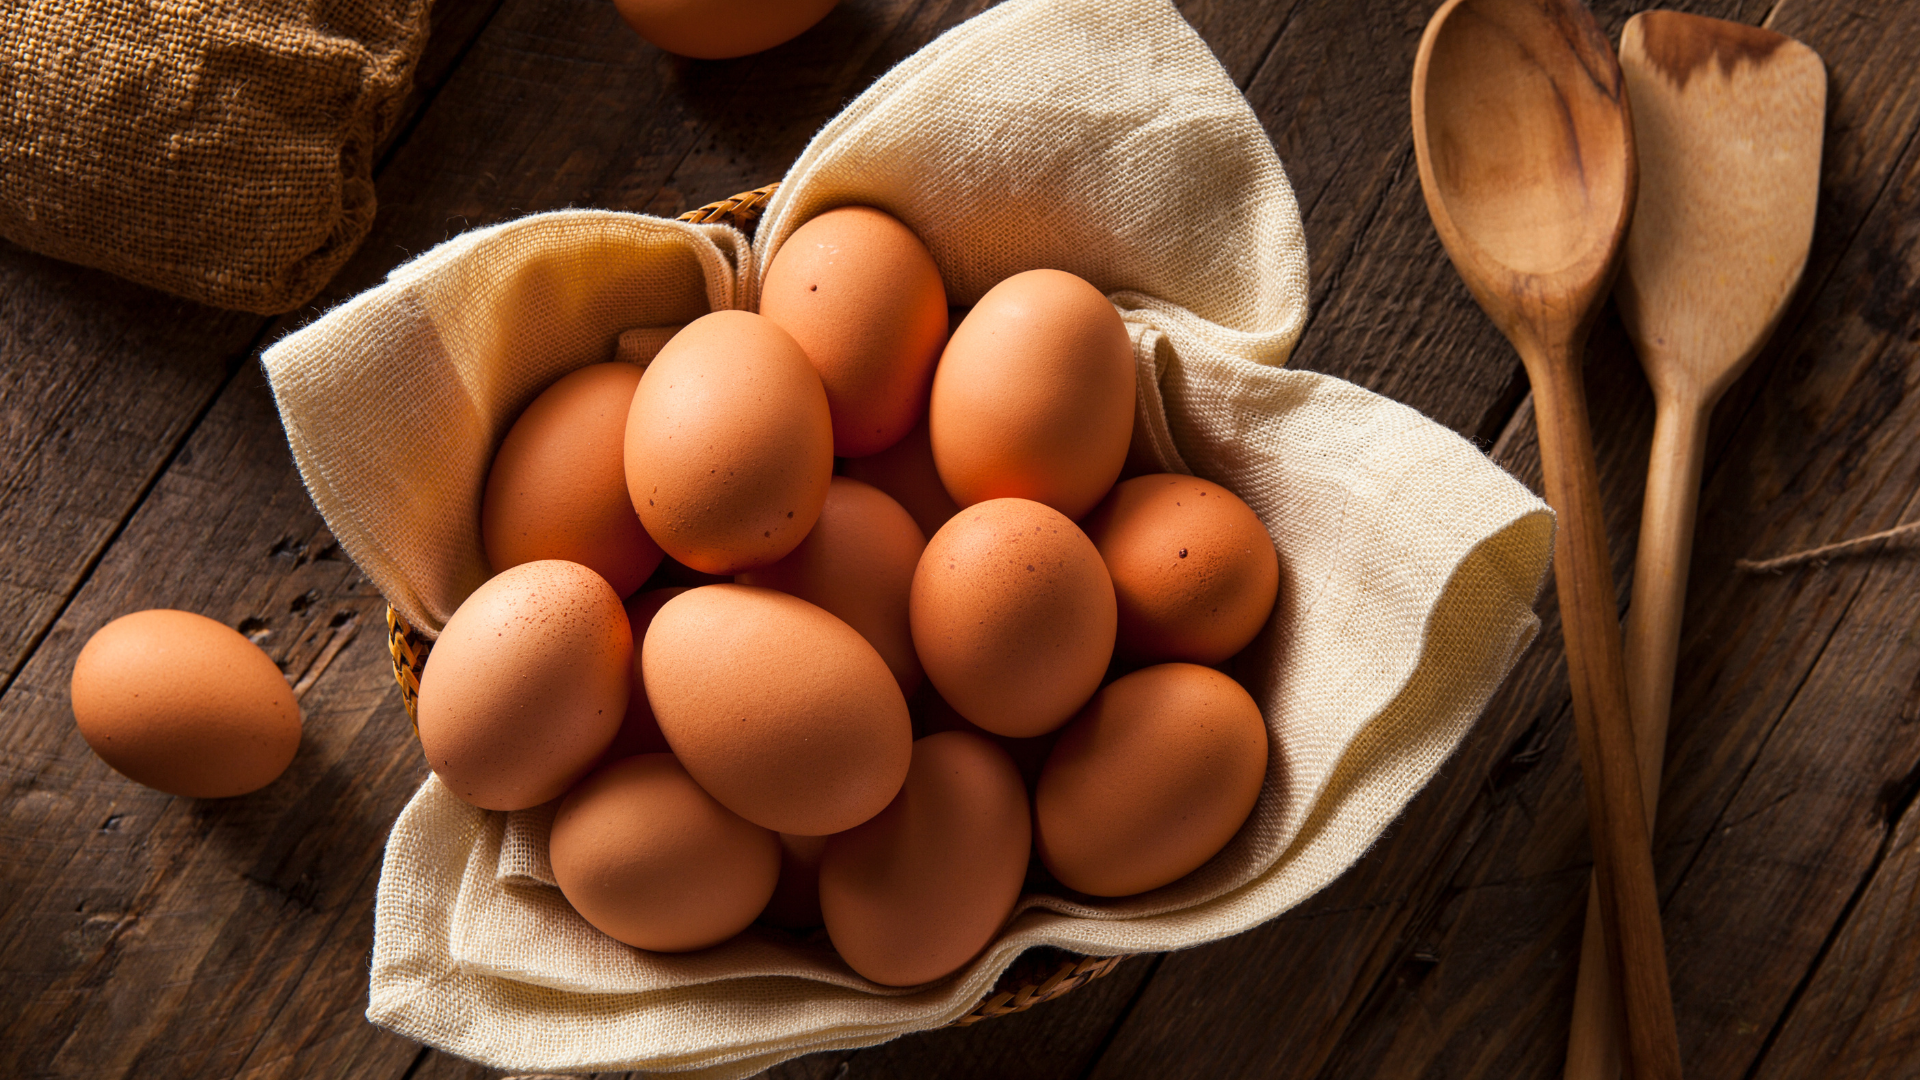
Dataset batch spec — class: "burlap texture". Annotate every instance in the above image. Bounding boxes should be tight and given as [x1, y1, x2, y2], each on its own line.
[261, 0, 1556, 1073]
[0, 0, 429, 313]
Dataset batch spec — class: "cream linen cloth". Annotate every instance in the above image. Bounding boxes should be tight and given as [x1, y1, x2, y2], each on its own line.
[262, 0, 1555, 1074]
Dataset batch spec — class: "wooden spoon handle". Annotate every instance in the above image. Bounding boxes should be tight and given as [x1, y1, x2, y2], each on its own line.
[1566, 397, 1708, 1080]
[1522, 345, 1685, 1080]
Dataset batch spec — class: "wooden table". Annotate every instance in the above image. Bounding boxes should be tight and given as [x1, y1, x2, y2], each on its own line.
[4, 0, 1917, 1076]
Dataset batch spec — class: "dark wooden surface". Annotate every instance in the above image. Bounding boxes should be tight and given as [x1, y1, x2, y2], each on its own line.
[3, 0, 1917, 1077]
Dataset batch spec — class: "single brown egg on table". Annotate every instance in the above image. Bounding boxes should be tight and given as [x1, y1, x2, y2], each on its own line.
[1035, 663, 1268, 897]
[839, 414, 960, 540]
[612, 0, 838, 59]
[761, 206, 948, 457]
[416, 561, 630, 811]
[760, 832, 828, 930]
[643, 584, 911, 835]
[600, 586, 691, 764]
[1082, 474, 1280, 665]
[625, 310, 833, 575]
[550, 754, 780, 952]
[910, 498, 1115, 738]
[482, 362, 663, 597]
[930, 268, 1135, 520]
[820, 731, 1030, 986]
[738, 476, 926, 695]
[70, 609, 301, 799]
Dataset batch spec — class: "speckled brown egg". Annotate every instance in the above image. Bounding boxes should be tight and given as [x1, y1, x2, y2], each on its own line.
[1035, 663, 1268, 897]
[599, 586, 690, 764]
[929, 269, 1135, 519]
[819, 731, 1030, 986]
[1082, 474, 1280, 664]
[760, 206, 948, 457]
[910, 498, 1115, 738]
[70, 609, 301, 799]
[760, 832, 828, 929]
[625, 310, 833, 575]
[738, 477, 925, 695]
[643, 584, 911, 835]
[482, 362, 663, 597]
[550, 753, 780, 952]
[612, 0, 838, 59]
[416, 560, 630, 811]
[839, 414, 960, 540]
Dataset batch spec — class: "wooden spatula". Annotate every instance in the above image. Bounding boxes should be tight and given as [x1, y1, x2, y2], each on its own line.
[1565, 13, 1826, 1080]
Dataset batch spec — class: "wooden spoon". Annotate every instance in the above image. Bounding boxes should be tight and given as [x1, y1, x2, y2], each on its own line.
[1410, 3, 1682, 1078]
[1564, 14, 1826, 1080]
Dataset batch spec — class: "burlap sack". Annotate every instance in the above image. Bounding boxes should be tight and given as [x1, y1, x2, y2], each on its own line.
[0, 0, 430, 313]
[261, 0, 1556, 1074]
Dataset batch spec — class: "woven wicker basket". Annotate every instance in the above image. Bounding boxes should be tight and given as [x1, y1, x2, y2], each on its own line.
[382, 184, 1128, 1027]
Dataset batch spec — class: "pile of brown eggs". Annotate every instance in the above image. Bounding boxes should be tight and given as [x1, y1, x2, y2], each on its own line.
[417, 207, 1282, 987]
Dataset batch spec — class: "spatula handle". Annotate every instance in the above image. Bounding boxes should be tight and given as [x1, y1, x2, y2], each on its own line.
[1522, 343, 1684, 1080]
[1566, 397, 1708, 1080]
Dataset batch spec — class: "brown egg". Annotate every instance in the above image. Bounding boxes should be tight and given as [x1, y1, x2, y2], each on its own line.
[738, 477, 925, 695]
[612, 0, 838, 59]
[839, 414, 960, 539]
[416, 561, 630, 811]
[760, 206, 948, 457]
[761, 832, 828, 929]
[550, 754, 780, 952]
[1035, 664, 1268, 897]
[929, 269, 1135, 519]
[1083, 474, 1281, 664]
[625, 310, 834, 575]
[643, 584, 911, 835]
[600, 586, 690, 764]
[910, 498, 1115, 738]
[70, 610, 300, 799]
[482, 363, 663, 597]
[820, 731, 1030, 986]
[910, 683, 1058, 792]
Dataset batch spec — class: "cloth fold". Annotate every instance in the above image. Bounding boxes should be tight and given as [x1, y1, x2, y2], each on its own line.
[263, 0, 1554, 1073]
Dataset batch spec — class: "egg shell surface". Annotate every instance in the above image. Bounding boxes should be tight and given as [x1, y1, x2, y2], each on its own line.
[643, 584, 911, 835]
[910, 498, 1115, 738]
[625, 310, 833, 575]
[819, 731, 1030, 986]
[550, 754, 780, 952]
[761, 832, 829, 929]
[839, 414, 960, 540]
[738, 476, 925, 695]
[1083, 474, 1281, 664]
[601, 586, 691, 764]
[761, 206, 948, 457]
[929, 269, 1135, 520]
[1035, 663, 1268, 897]
[416, 560, 630, 811]
[70, 609, 301, 799]
[482, 362, 663, 596]
[612, 0, 838, 59]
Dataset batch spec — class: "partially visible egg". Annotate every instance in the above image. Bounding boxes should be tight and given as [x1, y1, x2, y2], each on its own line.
[738, 477, 925, 695]
[550, 754, 780, 951]
[625, 310, 834, 574]
[600, 586, 690, 764]
[839, 415, 960, 540]
[819, 731, 1030, 986]
[416, 561, 630, 811]
[929, 269, 1135, 519]
[760, 206, 948, 456]
[1035, 663, 1268, 897]
[1082, 474, 1280, 664]
[482, 363, 663, 596]
[910, 498, 1115, 738]
[643, 584, 911, 835]
[70, 609, 301, 799]
[612, 0, 839, 60]
[761, 832, 828, 929]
